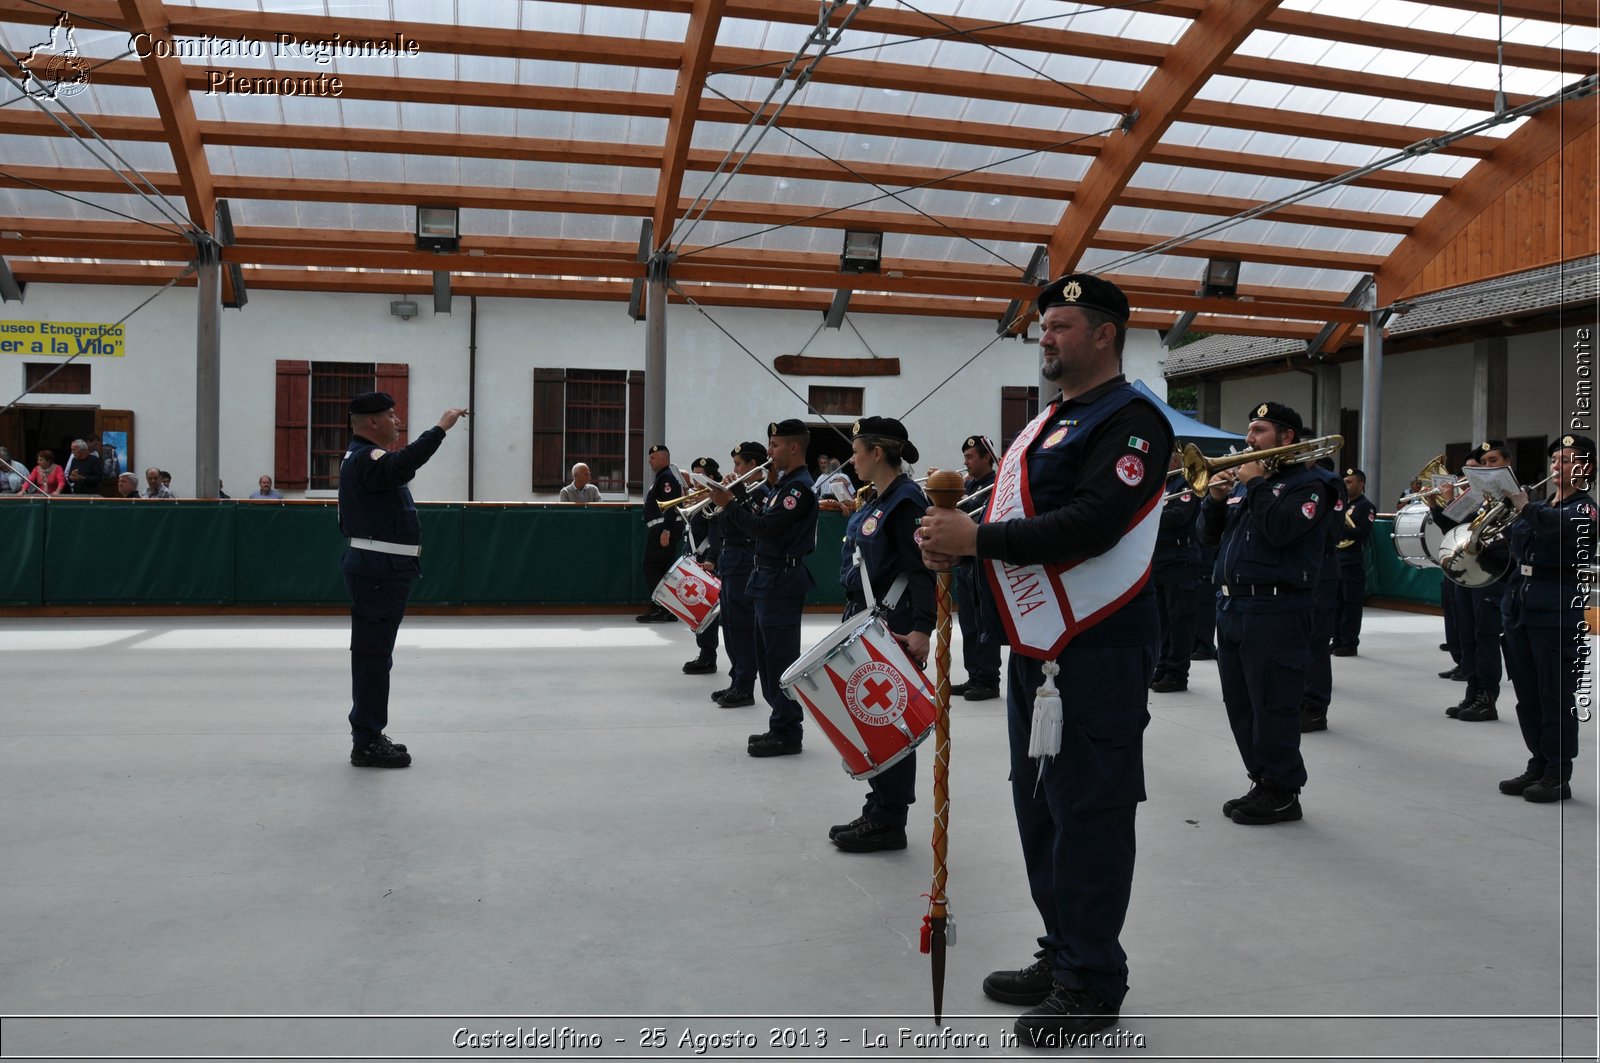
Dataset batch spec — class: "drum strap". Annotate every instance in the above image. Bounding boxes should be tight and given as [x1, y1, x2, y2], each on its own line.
[853, 545, 908, 616]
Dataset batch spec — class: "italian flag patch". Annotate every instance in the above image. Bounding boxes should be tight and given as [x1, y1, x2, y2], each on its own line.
[1128, 436, 1150, 453]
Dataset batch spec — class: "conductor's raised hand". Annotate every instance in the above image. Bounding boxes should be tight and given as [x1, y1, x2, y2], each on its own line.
[437, 408, 470, 431]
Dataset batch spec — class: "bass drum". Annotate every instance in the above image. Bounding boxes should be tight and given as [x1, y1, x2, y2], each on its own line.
[1392, 500, 1441, 570]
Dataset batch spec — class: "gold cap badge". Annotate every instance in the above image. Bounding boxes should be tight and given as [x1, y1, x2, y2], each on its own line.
[767, 422, 777, 436]
[1256, 403, 1269, 418]
[1563, 434, 1576, 446]
[1062, 280, 1082, 303]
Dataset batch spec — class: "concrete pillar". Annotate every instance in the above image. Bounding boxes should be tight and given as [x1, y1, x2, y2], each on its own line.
[1196, 378, 1222, 428]
[644, 252, 671, 461]
[1313, 363, 1342, 467]
[194, 235, 220, 500]
[1360, 295, 1384, 506]
[1472, 336, 1508, 444]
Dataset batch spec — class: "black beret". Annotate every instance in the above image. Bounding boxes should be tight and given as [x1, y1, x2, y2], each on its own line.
[1036, 273, 1129, 322]
[1473, 440, 1508, 457]
[851, 416, 920, 465]
[691, 456, 720, 478]
[647, 443, 669, 456]
[732, 441, 768, 462]
[1551, 434, 1596, 460]
[962, 434, 995, 459]
[1344, 468, 1366, 481]
[767, 419, 808, 439]
[1247, 401, 1304, 440]
[348, 391, 395, 415]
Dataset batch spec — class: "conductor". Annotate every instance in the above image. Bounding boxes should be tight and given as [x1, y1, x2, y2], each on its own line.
[339, 391, 468, 768]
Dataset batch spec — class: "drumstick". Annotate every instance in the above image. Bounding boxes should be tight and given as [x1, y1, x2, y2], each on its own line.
[920, 468, 965, 1024]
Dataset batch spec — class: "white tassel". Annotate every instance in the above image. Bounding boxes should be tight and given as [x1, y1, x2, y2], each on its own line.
[1028, 660, 1063, 760]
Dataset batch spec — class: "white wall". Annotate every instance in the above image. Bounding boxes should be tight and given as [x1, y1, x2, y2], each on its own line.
[7, 283, 1171, 502]
[1217, 326, 1571, 507]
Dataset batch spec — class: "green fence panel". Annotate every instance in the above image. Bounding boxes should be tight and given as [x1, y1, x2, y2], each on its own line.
[4, 501, 860, 608]
[460, 505, 646, 604]
[409, 505, 465, 605]
[1367, 517, 1443, 606]
[808, 510, 848, 607]
[43, 499, 236, 604]
[233, 502, 348, 604]
[0, 500, 45, 604]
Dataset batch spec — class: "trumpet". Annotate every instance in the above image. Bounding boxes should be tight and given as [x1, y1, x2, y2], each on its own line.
[663, 459, 773, 518]
[1178, 435, 1344, 493]
[1396, 478, 1469, 505]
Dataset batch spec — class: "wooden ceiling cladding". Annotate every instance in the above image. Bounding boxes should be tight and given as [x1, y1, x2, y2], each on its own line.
[0, 0, 1594, 352]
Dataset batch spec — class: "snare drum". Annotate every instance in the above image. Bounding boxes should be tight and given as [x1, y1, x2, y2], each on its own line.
[651, 556, 722, 634]
[1392, 500, 1441, 570]
[780, 612, 937, 779]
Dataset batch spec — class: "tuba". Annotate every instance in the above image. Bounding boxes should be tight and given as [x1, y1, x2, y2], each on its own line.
[1437, 473, 1551, 588]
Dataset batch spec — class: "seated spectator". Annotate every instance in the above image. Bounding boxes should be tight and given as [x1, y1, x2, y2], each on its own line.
[559, 463, 602, 504]
[217, 480, 230, 499]
[249, 475, 283, 499]
[0, 446, 23, 494]
[144, 466, 174, 499]
[115, 473, 140, 498]
[24, 450, 64, 495]
[159, 470, 173, 493]
[63, 439, 102, 495]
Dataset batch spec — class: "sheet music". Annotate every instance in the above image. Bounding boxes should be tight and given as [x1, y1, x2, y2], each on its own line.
[1441, 488, 1481, 523]
[1462, 465, 1520, 502]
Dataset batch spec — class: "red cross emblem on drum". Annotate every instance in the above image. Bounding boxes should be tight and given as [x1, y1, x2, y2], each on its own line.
[845, 660, 909, 727]
[679, 577, 705, 605]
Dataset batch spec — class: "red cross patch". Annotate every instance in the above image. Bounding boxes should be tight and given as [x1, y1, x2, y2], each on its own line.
[782, 493, 797, 510]
[1115, 454, 1144, 486]
[1301, 500, 1318, 520]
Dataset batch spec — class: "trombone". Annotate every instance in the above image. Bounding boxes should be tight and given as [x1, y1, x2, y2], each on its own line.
[1176, 435, 1344, 493]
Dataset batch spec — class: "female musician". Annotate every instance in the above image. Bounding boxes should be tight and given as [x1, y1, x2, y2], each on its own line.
[1499, 434, 1595, 802]
[827, 417, 935, 853]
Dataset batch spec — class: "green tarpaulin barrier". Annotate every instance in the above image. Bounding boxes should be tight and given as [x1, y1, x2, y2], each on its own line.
[0, 499, 849, 609]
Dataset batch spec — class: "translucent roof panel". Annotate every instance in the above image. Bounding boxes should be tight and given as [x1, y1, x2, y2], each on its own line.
[4, 0, 1591, 336]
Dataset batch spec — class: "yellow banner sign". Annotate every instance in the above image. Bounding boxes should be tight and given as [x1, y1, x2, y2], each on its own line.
[0, 320, 125, 357]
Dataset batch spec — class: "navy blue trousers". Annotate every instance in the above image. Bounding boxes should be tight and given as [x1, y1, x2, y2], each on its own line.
[1442, 580, 1461, 663]
[345, 572, 413, 749]
[755, 595, 805, 740]
[1503, 621, 1582, 780]
[718, 553, 757, 692]
[1217, 603, 1311, 790]
[1154, 572, 1197, 681]
[695, 615, 720, 656]
[1192, 575, 1217, 654]
[1333, 562, 1366, 648]
[1007, 642, 1151, 1009]
[953, 563, 1002, 687]
[1452, 581, 1504, 701]
[1303, 577, 1338, 714]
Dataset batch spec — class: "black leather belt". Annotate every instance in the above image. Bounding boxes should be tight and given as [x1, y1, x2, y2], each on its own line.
[1220, 583, 1297, 598]
[755, 556, 801, 568]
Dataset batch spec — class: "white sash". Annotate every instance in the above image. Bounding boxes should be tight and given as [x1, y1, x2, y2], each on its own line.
[984, 399, 1162, 660]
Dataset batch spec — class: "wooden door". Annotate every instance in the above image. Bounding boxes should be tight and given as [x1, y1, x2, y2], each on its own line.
[94, 408, 133, 496]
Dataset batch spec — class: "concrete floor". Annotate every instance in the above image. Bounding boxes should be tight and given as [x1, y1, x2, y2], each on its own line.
[0, 608, 1595, 1061]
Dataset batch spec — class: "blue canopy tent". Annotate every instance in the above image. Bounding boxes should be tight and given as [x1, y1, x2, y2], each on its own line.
[1131, 379, 1243, 454]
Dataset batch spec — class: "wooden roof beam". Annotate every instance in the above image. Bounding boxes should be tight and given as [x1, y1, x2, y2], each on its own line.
[1048, 2, 1280, 276]
[653, 0, 726, 249]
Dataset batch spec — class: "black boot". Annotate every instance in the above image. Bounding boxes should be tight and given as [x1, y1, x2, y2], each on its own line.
[682, 652, 717, 675]
[1523, 776, 1572, 803]
[1498, 769, 1541, 795]
[1013, 982, 1119, 1045]
[981, 953, 1055, 1006]
[1456, 693, 1498, 722]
